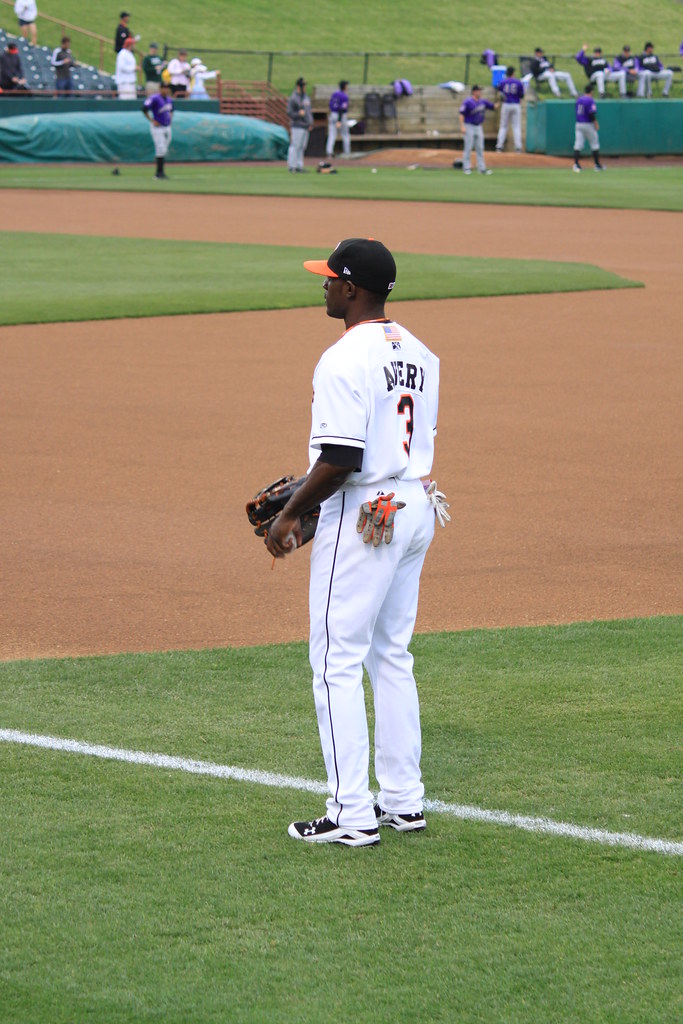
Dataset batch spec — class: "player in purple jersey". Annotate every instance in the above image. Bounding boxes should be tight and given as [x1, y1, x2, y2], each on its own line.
[458, 84, 496, 174]
[142, 80, 174, 180]
[495, 66, 525, 152]
[572, 83, 603, 173]
[326, 79, 351, 159]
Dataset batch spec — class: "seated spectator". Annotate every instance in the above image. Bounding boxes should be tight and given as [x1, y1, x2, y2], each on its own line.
[0, 41, 29, 93]
[14, 0, 37, 48]
[142, 42, 166, 96]
[115, 35, 138, 99]
[167, 49, 191, 97]
[189, 58, 217, 99]
[612, 45, 648, 98]
[51, 36, 74, 94]
[575, 44, 626, 97]
[521, 47, 577, 97]
[638, 42, 674, 97]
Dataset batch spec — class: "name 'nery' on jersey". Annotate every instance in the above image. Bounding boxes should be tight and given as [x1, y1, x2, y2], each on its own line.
[384, 360, 426, 393]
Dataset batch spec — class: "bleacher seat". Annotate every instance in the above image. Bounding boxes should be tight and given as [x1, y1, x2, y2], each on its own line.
[0, 27, 115, 93]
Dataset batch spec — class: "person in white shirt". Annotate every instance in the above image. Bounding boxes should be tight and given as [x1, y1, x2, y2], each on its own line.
[267, 238, 447, 848]
[189, 58, 217, 99]
[14, 0, 38, 47]
[167, 49, 191, 97]
[115, 35, 138, 99]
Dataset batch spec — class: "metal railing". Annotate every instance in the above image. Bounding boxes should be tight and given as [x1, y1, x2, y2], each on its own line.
[0, 0, 112, 70]
[159, 47, 683, 90]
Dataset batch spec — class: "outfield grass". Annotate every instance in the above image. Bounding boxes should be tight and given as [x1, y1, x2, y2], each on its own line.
[2, 162, 682, 211]
[27, 0, 683, 90]
[0, 233, 638, 325]
[0, 617, 681, 1023]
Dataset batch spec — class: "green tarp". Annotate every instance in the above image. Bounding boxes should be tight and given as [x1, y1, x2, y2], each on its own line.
[0, 110, 289, 163]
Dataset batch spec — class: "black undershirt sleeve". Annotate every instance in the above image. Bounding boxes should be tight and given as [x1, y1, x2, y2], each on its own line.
[318, 444, 364, 470]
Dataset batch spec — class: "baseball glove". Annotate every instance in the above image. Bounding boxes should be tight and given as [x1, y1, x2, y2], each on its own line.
[246, 475, 320, 546]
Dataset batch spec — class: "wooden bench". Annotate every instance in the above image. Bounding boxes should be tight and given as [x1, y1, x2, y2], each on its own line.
[311, 83, 502, 148]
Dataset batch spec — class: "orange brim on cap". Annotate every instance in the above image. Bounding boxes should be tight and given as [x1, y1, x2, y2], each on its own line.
[303, 260, 338, 277]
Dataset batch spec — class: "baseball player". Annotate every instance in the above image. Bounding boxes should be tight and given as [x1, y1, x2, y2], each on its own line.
[326, 79, 351, 159]
[287, 76, 313, 172]
[572, 82, 603, 173]
[522, 47, 578, 97]
[494, 66, 525, 153]
[638, 42, 673, 97]
[459, 84, 496, 174]
[612, 45, 649, 98]
[142, 80, 174, 179]
[575, 44, 627, 97]
[266, 238, 443, 847]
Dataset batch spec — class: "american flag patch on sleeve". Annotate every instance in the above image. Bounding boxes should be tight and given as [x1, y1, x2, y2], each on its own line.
[383, 323, 401, 342]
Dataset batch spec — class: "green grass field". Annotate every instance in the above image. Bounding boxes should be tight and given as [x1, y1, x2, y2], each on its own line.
[1, 617, 681, 1023]
[0, 232, 638, 325]
[22, 0, 683, 90]
[2, 8, 681, 1015]
[2, 163, 682, 211]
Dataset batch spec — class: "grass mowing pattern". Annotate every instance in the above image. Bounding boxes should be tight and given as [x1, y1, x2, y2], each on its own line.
[0, 233, 639, 325]
[1, 163, 682, 210]
[0, 617, 680, 1022]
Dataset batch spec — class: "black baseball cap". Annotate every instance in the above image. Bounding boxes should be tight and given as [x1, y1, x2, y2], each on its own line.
[304, 238, 396, 294]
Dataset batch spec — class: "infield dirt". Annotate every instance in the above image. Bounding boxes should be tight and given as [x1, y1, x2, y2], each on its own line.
[1, 190, 681, 659]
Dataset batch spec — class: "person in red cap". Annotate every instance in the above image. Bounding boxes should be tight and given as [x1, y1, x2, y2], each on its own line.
[0, 42, 29, 93]
[266, 238, 449, 847]
[115, 35, 138, 99]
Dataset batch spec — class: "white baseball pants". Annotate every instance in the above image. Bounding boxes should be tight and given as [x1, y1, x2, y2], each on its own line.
[574, 122, 600, 152]
[463, 123, 486, 171]
[589, 69, 627, 96]
[287, 126, 309, 170]
[326, 113, 350, 156]
[523, 69, 578, 97]
[150, 124, 171, 157]
[641, 68, 673, 96]
[308, 478, 435, 830]
[496, 103, 522, 151]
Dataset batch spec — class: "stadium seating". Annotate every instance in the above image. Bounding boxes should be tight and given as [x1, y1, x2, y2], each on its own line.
[0, 27, 115, 93]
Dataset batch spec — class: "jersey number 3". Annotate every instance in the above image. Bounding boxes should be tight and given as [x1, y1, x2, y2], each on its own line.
[397, 394, 414, 455]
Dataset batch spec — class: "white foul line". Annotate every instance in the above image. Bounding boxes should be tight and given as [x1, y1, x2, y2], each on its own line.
[2, 727, 681, 857]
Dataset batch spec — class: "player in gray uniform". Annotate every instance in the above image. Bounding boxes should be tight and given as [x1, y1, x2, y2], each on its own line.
[459, 84, 496, 174]
[573, 83, 604, 173]
[142, 80, 174, 179]
[287, 76, 313, 172]
[495, 67, 525, 152]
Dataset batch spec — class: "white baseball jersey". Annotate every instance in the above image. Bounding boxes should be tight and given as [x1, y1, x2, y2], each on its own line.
[306, 316, 441, 830]
[308, 318, 439, 484]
